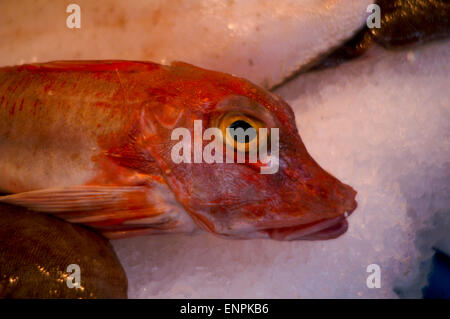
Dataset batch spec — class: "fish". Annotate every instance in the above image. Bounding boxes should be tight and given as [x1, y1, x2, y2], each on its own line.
[0, 60, 357, 240]
[0, 203, 127, 298]
[368, 0, 450, 49]
[310, 0, 450, 71]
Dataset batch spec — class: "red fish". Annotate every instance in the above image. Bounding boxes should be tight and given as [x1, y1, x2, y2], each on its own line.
[0, 60, 357, 240]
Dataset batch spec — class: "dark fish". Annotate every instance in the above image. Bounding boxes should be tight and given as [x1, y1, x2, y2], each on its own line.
[370, 0, 450, 48]
[311, 0, 450, 70]
[0, 204, 127, 298]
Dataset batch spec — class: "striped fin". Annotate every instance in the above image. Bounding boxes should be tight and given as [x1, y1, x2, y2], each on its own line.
[0, 186, 149, 213]
[0, 185, 196, 238]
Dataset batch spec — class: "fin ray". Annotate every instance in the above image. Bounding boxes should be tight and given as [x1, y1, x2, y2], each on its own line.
[0, 184, 196, 237]
[0, 186, 148, 212]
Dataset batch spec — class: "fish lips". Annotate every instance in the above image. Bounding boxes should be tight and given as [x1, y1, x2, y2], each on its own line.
[224, 184, 357, 241]
[263, 185, 357, 241]
[263, 214, 350, 241]
[214, 194, 357, 241]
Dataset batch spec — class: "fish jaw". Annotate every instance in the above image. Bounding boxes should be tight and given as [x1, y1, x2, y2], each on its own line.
[220, 216, 350, 241]
[184, 156, 358, 241]
[263, 214, 350, 241]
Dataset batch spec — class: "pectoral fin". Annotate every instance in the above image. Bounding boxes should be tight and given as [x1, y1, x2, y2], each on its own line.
[0, 186, 149, 213]
[0, 185, 195, 238]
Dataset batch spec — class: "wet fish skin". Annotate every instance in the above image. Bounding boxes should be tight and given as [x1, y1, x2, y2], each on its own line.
[0, 203, 127, 298]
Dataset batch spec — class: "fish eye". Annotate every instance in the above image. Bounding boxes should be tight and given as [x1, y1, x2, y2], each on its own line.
[217, 112, 268, 153]
[228, 120, 256, 142]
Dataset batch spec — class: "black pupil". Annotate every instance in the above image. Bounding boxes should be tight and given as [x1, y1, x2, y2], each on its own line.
[228, 120, 256, 143]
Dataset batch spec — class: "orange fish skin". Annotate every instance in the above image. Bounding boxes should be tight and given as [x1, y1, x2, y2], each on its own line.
[0, 60, 357, 240]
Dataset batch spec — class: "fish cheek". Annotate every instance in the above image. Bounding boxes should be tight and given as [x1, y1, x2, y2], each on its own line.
[158, 163, 248, 231]
[193, 165, 284, 231]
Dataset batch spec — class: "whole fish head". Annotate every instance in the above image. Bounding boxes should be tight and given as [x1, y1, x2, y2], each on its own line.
[144, 62, 357, 240]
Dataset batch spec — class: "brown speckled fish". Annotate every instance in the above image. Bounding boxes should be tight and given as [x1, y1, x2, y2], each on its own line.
[311, 0, 450, 71]
[0, 60, 357, 240]
[0, 203, 127, 298]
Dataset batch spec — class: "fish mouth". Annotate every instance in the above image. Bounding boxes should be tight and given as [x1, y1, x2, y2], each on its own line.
[262, 215, 350, 241]
[218, 184, 357, 241]
[259, 183, 357, 241]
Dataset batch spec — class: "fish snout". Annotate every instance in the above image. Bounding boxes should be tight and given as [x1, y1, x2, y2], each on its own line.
[261, 175, 357, 241]
[259, 156, 358, 240]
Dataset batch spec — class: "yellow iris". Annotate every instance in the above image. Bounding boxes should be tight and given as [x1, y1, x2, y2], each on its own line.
[217, 113, 267, 153]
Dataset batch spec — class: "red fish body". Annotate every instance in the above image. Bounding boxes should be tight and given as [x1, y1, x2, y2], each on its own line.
[0, 60, 357, 240]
